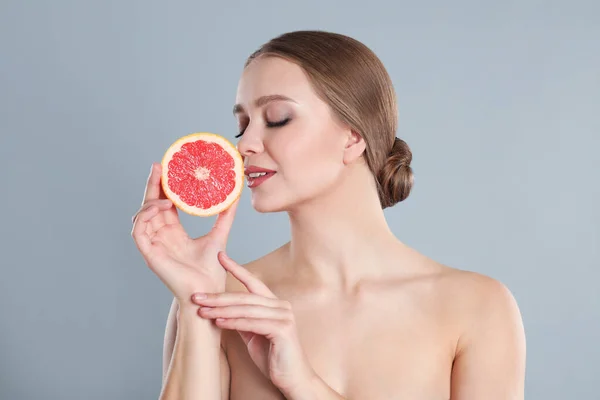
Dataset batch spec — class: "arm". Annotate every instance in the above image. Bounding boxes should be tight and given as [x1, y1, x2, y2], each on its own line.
[160, 296, 231, 400]
[450, 279, 526, 399]
[288, 375, 346, 400]
[162, 297, 178, 386]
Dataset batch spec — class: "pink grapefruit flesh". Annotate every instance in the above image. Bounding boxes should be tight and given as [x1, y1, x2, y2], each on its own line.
[160, 133, 244, 216]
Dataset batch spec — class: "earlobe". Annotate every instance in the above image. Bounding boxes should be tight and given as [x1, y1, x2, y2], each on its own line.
[342, 130, 366, 165]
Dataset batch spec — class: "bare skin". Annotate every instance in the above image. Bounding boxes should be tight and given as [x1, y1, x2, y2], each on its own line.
[157, 55, 526, 399]
[164, 244, 525, 399]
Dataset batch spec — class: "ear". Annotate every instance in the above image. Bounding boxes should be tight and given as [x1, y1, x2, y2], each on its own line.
[342, 129, 366, 165]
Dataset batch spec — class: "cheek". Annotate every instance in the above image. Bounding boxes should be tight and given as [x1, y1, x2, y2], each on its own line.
[273, 123, 343, 193]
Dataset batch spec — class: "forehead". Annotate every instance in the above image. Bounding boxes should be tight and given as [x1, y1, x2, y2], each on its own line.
[235, 56, 317, 106]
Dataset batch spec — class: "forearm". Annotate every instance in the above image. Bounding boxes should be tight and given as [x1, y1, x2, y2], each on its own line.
[285, 374, 346, 400]
[159, 304, 222, 400]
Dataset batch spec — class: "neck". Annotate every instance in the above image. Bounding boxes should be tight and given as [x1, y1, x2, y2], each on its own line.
[283, 166, 402, 293]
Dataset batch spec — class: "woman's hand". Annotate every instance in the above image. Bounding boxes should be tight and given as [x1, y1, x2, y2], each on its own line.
[190, 251, 317, 398]
[131, 163, 239, 300]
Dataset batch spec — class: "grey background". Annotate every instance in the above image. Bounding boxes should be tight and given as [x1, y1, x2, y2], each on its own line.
[1, 1, 598, 399]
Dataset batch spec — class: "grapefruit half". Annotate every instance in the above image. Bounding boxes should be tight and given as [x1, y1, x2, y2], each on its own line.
[160, 133, 244, 217]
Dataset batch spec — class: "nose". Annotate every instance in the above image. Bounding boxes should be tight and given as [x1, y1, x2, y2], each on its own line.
[236, 126, 264, 158]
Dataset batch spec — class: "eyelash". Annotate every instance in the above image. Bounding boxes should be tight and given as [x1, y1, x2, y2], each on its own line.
[235, 118, 290, 138]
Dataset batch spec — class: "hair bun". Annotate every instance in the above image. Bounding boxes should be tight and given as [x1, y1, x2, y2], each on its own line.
[376, 137, 414, 208]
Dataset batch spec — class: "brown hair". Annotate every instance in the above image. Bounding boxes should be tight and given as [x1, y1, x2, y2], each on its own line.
[245, 30, 414, 208]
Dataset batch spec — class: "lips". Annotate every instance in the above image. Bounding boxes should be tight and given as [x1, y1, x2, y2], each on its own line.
[245, 165, 276, 188]
[244, 165, 277, 176]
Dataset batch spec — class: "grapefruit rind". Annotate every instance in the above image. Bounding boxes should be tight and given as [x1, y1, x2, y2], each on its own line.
[160, 132, 244, 217]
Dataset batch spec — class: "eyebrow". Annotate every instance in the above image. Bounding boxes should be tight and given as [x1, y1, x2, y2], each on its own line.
[233, 94, 297, 115]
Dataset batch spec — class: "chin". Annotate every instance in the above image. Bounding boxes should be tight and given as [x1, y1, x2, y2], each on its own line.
[251, 189, 324, 214]
[250, 194, 289, 213]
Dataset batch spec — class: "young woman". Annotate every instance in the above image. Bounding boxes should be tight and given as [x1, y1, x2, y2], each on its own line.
[132, 30, 526, 400]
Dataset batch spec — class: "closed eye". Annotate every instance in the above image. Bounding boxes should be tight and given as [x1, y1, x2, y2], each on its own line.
[266, 117, 290, 128]
[235, 118, 291, 138]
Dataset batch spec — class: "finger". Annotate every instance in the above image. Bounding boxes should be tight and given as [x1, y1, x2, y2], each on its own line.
[131, 205, 160, 256]
[191, 291, 285, 309]
[131, 199, 177, 233]
[141, 163, 162, 205]
[161, 195, 180, 226]
[155, 171, 181, 225]
[131, 199, 173, 224]
[147, 200, 175, 233]
[209, 198, 240, 245]
[198, 304, 290, 321]
[218, 252, 276, 298]
[214, 317, 289, 339]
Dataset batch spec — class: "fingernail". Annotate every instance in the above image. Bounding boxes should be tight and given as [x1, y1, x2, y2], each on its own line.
[193, 293, 207, 301]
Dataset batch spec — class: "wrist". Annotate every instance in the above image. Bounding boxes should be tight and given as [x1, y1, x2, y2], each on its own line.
[176, 302, 222, 336]
[176, 283, 225, 307]
[280, 370, 318, 400]
[284, 373, 345, 400]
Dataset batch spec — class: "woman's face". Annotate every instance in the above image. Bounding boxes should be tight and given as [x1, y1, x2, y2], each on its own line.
[234, 56, 355, 213]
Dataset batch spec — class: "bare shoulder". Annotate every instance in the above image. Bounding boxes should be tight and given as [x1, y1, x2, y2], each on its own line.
[438, 266, 520, 306]
[401, 245, 525, 344]
[395, 246, 521, 317]
[422, 260, 523, 335]
[437, 266, 523, 325]
[427, 265, 526, 397]
[423, 260, 526, 396]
